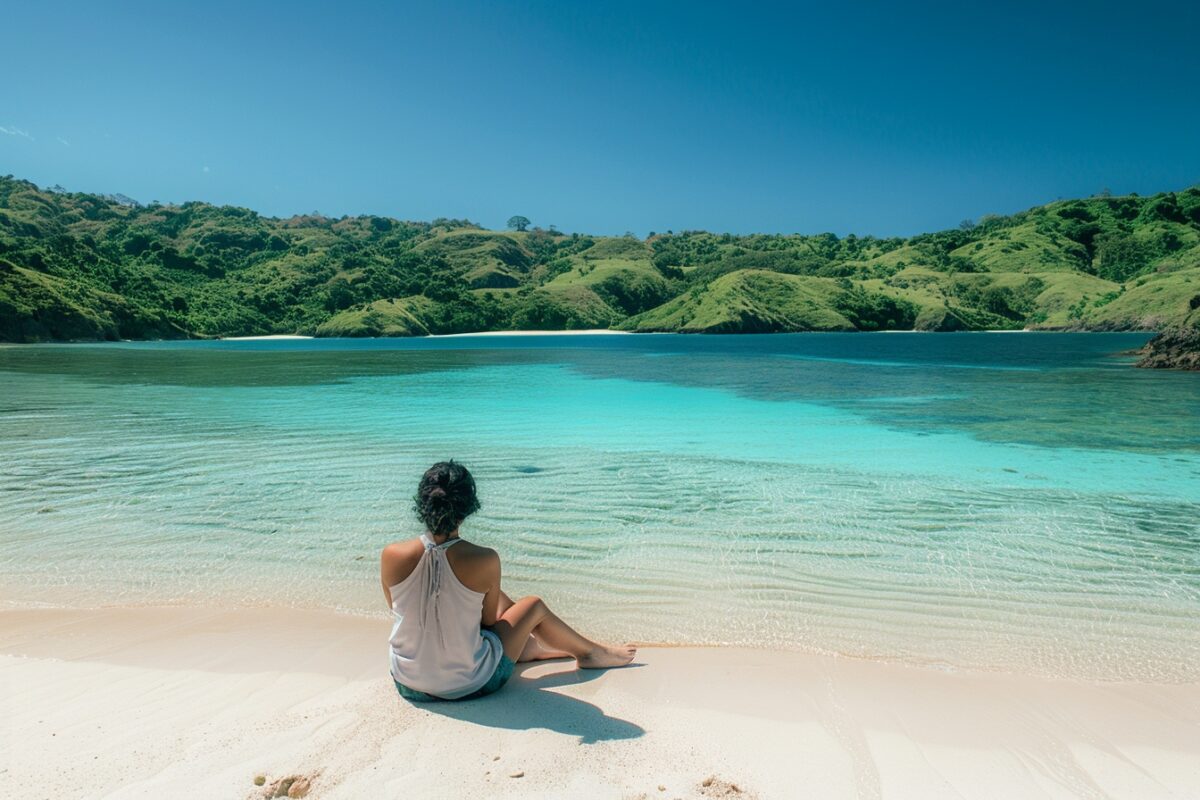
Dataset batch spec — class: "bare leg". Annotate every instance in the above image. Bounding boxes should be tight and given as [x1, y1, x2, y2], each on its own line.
[521, 636, 571, 662]
[497, 590, 570, 662]
[490, 594, 636, 668]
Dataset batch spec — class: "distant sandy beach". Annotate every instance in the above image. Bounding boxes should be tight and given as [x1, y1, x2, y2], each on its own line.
[2, 606, 1196, 799]
[215, 330, 632, 340]
[431, 329, 632, 337]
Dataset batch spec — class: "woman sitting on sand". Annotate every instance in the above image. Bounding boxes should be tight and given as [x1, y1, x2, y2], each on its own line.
[381, 461, 637, 701]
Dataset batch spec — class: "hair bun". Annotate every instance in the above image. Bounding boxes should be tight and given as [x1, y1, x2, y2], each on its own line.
[412, 461, 482, 537]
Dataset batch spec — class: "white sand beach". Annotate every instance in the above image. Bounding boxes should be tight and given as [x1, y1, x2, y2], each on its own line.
[430, 329, 632, 337]
[2, 606, 1196, 799]
[214, 331, 631, 341]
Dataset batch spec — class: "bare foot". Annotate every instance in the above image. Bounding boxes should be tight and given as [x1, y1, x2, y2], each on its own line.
[577, 643, 637, 669]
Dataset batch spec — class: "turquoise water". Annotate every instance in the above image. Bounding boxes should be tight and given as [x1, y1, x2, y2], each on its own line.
[1, 333, 1197, 681]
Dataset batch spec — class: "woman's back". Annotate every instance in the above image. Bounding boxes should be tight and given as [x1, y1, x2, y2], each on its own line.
[386, 534, 503, 699]
[383, 459, 635, 705]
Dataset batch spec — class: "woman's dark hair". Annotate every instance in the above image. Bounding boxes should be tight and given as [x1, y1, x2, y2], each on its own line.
[413, 460, 481, 537]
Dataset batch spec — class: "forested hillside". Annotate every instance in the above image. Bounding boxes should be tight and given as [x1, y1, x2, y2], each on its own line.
[1, 175, 1198, 341]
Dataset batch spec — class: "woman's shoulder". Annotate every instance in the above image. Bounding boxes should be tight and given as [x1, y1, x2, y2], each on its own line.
[446, 540, 500, 589]
[380, 538, 425, 586]
[381, 537, 424, 561]
[451, 539, 500, 566]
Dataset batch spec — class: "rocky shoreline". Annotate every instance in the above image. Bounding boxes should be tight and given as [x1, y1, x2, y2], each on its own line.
[1135, 326, 1200, 370]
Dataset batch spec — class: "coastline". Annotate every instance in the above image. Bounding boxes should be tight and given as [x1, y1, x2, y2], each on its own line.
[0, 328, 1163, 346]
[2, 605, 1196, 799]
[429, 328, 633, 337]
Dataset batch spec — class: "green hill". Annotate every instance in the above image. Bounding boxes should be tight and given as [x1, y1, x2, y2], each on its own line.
[625, 270, 857, 332]
[1, 174, 1198, 341]
[414, 229, 533, 288]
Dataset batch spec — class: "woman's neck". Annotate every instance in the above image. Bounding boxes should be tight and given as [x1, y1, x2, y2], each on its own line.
[428, 529, 460, 544]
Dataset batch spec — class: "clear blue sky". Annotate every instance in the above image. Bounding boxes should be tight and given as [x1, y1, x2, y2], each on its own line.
[3, 0, 1197, 236]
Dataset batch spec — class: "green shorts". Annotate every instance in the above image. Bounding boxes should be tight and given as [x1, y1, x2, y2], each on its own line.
[394, 655, 516, 702]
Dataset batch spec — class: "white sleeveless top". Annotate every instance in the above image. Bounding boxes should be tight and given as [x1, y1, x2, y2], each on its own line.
[388, 534, 504, 699]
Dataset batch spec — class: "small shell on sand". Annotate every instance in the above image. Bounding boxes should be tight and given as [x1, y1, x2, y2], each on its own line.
[698, 775, 749, 797]
[259, 773, 315, 798]
[508, 770, 525, 778]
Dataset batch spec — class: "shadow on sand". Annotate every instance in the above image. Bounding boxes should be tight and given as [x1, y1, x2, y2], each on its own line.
[419, 660, 646, 744]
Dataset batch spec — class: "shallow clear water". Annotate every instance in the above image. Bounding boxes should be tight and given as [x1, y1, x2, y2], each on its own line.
[1, 333, 1197, 681]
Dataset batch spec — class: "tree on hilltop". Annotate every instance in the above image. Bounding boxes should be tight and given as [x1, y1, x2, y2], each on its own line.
[507, 215, 531, 232]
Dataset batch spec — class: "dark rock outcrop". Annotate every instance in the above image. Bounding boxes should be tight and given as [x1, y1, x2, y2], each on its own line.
[1135, 327, 1200, 370]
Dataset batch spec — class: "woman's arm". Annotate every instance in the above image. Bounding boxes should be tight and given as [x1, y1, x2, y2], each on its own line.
[381, 545, 399, 608]
[380, 541, 419, 609]
[479, 551, 502, 627]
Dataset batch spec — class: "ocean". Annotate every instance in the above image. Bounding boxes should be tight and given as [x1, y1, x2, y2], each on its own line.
[1, 332, 1196, 681]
